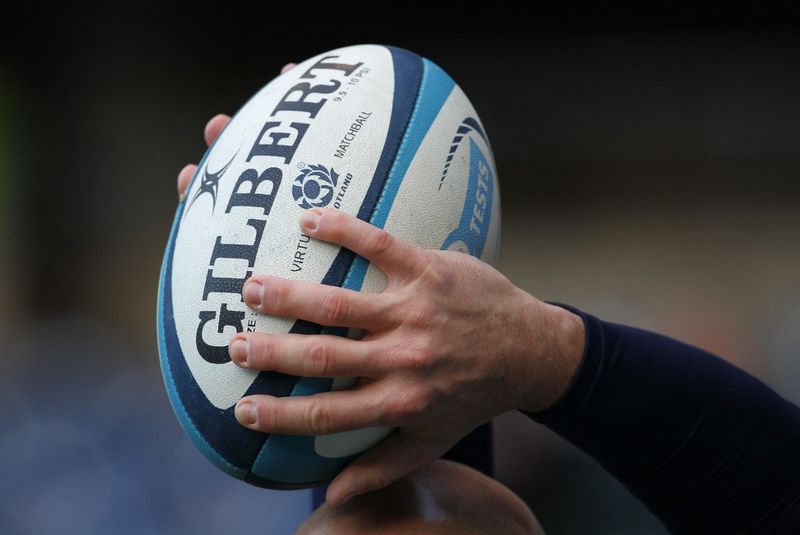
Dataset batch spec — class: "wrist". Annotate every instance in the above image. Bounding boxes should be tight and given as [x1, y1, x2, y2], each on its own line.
[515, 297, 585, 414]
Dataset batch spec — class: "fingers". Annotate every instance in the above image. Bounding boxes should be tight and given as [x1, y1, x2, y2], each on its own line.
[243, 275, 395, 329]
[300, 208, 422, 279]
[325, 430, 442, 506]
[229, 332, 386, 378]
[281, 62, 297, 74]
[177, 114, 230, 199]
[204, 113, 231, 146]
[177, 164, 197, 199]
[234, 386, 388, 435]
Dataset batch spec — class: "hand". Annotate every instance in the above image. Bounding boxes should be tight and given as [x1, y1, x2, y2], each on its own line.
[228, 211, 584, 506]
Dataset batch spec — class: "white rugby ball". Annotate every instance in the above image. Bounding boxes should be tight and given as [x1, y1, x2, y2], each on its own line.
[157, 44, 500, 488]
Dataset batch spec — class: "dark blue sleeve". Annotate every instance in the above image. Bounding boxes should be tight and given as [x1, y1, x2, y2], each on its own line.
[525, 306, 800, 533]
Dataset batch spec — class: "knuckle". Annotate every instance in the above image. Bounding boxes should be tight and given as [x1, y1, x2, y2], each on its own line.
[368, 473, 395, 492]
[250, 336, 274, 367]
[377, 342, 404, 365]
[403, 337, 434, 372]
[305, 400, 332, 434]
[404, 344, 433, 372]
[307, 340, 332, 377]
[264, 279, 289, 312]
[403, 303, 436, 328]
[416, 257, 448, 288]
[392, 390, 429, 422]
[319, 290, 349, 324]
[260, 400, 280, 430]
[366, 229, 394, 258]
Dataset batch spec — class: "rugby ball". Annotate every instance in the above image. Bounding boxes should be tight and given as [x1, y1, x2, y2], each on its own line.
[157, 44, 500, 489]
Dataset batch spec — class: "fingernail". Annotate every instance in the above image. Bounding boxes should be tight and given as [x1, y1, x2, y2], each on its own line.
[229, 338, 249, 366]
[300, 209, 321, 233]
[243, 280, 263, 306]
[235, 399, 258, 426]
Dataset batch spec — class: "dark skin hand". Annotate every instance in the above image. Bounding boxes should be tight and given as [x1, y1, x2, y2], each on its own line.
[176, 63, 585, 507]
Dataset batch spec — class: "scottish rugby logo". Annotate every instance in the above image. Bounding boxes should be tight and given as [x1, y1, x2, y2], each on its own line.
[293, 164, 339, 209]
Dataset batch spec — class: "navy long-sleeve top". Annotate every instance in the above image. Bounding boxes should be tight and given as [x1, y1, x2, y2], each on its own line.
[526, 306, 800, 533]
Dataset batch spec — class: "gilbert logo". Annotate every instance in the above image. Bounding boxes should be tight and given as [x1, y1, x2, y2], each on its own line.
[190, 54, 364, 372]
[185, 152, 237, 214]
[293, 164, 339, 209]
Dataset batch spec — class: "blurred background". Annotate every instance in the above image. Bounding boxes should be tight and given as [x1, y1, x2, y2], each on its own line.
[2, 5, 799, 534]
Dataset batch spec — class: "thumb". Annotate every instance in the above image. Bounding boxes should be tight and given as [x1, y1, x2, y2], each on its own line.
[325, 429, 445, 506]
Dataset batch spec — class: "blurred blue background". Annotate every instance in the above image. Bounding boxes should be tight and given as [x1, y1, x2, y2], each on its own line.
[1, 6, 799, 534]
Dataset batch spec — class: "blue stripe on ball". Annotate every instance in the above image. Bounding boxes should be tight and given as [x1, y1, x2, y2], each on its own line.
[343, 58, 456, 292]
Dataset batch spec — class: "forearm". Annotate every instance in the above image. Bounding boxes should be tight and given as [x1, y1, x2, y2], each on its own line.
[523, 306, 800, 533]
